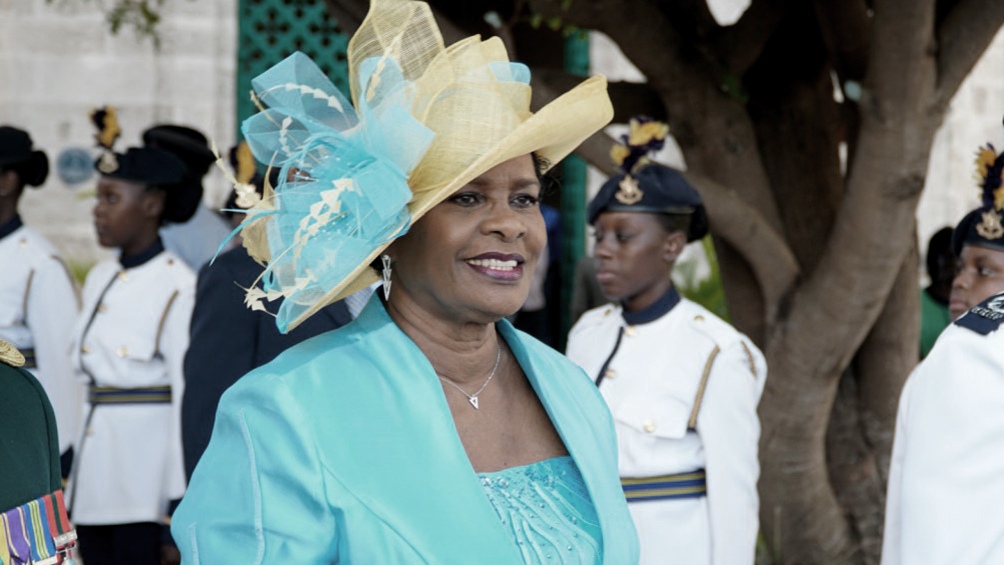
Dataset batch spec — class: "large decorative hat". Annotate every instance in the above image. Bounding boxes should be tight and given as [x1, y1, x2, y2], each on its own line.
[0, 126, 49, 187]
[952, 142, 1004, 255]
[587, 116, 708, 242]
[90, 108, 196, 224]
[236, 0, 613, 332]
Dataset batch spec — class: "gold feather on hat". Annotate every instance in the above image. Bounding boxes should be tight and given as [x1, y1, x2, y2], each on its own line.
[235, 142, 256, 186]
[90, 106, 122, 150]
[627, 118, 669, 148]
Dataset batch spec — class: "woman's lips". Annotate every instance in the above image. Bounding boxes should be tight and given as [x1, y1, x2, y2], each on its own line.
[465, 253, 524, 281]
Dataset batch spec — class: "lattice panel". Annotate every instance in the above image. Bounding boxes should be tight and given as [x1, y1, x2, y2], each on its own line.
[237, 0, 350, 134]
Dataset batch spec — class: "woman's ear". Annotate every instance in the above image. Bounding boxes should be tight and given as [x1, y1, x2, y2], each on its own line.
[0, 170, 19, 197]
[664, 231, 687, 263]
[142, 189, 166, 221]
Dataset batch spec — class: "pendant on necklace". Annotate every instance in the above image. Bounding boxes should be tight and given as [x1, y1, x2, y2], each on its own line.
[469, 396, 480, 409]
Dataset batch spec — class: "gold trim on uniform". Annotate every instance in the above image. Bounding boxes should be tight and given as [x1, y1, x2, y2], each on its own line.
[154, 290, 180, 355]
[741, 341, 759, 379]
[688, 345, 721, 429]
[0, 339, 26, 367]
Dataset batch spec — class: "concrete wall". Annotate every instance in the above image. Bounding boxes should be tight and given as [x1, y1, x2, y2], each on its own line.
[0, 0, 237, 267]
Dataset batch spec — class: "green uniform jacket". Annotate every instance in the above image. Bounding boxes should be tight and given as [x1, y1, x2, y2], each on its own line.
[0, 341, 61, 511]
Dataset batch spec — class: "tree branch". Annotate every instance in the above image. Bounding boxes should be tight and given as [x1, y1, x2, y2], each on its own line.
[935, 0, 1004, 110]
[716, 0, 785, 76]
[684, 171, 799, 318]
[811, 0, 870, 82]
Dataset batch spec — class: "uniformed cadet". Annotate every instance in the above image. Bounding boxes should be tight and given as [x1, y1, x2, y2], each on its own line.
[0, 339, 79, 564]
[881, 141, 1004, 565]
[566, 117, 766, 565]
[66, 111, 196, 565]
[946, 143, 1004, 321]
[881, 291, 1004, 564]
[0, 126, 81, 472]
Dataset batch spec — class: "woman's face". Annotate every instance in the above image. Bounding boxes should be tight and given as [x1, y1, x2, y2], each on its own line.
[387, 154, 545, 324]
[949, 244, 1004, 319]
[93, 177, 163, 256]
[592, 211, 683, 312]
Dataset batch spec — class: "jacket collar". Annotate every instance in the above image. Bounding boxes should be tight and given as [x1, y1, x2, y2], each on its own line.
[0, 215, 23, 241]
[622, 284, 680, 325]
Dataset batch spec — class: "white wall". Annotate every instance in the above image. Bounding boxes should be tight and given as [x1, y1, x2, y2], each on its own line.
[0, 0, 237, 266]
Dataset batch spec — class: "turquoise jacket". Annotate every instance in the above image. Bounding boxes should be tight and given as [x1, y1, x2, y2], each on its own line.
[173, 298, 638, 563]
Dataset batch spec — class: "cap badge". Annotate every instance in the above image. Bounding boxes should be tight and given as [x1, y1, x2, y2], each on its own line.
[976, 209, 1004, 239]
[97, 151, 119, 174]
[615, 175, 644, 205]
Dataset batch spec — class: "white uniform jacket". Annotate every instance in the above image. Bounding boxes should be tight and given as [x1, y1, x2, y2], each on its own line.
[567, 293, 766, 565]
[882, 292, 1004, 564]
[0, 220, 81, 453]
[67, 248, 194, 525]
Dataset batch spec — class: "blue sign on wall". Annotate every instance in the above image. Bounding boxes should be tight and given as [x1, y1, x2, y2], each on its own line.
[56, 147, 94, 185]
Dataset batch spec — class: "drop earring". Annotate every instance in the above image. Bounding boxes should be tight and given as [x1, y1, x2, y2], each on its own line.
[381, 255, 392, 300]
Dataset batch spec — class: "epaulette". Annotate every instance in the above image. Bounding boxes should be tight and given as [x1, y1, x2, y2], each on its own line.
[954, 292, 1004, 335]
[0, 339, 26, 368]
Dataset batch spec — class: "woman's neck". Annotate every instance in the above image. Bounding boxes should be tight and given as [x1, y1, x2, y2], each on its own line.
[385, 295, 500, 386]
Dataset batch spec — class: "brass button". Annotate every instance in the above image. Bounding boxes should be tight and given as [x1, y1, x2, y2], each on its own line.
[81, 345, 90, 354]
[116, 346, 128, 358]
[86, 427, 95, 436]
[18, 237, 27, 246]
[604, 368, 617, 380]
[604, 308, 612, 317]
[643, 420, 656, 433]
[624, 326, 637, 337]
[167, 258, 174, 266]
[118, 271, 129, 282]
[694, 315, 704, 322]
[97, 303, 108, 313]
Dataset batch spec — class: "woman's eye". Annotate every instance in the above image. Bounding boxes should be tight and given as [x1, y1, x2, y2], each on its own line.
[978, 266, 996, 277]
[512, 193, 540, 208]
[616, 232, 632, 242]
[450, 193, 481, 206]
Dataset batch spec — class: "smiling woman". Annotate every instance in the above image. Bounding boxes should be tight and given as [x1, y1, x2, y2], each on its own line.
[171, 0, 638, 563]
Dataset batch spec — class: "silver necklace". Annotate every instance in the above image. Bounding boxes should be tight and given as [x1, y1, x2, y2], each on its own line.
[437, 344, 502, 410]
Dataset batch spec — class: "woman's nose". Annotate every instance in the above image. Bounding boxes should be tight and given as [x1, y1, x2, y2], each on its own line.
[484, 204, 527, 241]
[952, 270, 970, 290]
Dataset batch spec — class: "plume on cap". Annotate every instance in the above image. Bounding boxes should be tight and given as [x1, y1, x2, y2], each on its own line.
[610, 116, 669, 175]
[90, 107, 121, 151]
[974, 143, 1004, 212]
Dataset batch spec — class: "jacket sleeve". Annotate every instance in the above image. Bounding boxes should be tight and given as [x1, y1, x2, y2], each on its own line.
[182, 260, 258, 481]
[172, 375, 338, 564]
[696, 340, 765, 565]
[25, 255, 81, 454]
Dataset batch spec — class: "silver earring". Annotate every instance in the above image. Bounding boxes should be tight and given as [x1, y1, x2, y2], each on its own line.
[381, 254, 392, 300]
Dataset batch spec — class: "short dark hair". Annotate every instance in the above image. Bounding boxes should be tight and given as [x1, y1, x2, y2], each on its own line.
[655, 213, 691, 236]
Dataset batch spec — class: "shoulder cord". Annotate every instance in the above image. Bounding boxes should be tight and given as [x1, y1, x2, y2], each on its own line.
[687, 345, 721, 430]
[594, 326, 625, 388]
